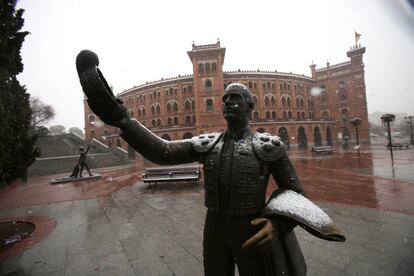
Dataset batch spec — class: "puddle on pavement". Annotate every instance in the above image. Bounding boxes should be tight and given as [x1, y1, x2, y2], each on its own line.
[0, 221, 35, 252]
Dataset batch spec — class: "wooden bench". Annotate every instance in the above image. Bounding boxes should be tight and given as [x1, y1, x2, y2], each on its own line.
[311, 146, 334, 153]
[386, 143, 410, 150]
[142, 164, 200, 189]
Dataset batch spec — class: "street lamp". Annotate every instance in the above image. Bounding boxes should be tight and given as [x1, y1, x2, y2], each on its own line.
[381, 114, 395, 160]
[404, 115, 414, 145]
[350, 117, 362, 147]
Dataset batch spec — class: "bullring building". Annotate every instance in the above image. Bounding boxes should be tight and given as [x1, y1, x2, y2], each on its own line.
[84, 41, 368, 152]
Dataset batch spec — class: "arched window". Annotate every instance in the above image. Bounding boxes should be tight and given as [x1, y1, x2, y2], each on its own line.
[296, 98, 300, 107]
[257, 128, 265, 133]
[183, 132, 193, 139]
[248, 81, 253, 89]
[308, 99, 314, 108]
[206, 99, 213, 112]
[156, 119, 161, 126]
[212, 63, 217, 73]
[173, 102, 178, 112]
[253, 96, 258, 108]
[167, 103, 172, 113]
[192, 115, 196, 125]
[297, 112, 301, 119]
[265, 96, 270, 107]
[89, 115, 95, 123]
[151, 120, 156, 127]
[205, 79, 212, 92]
[283, 111, 288, 120]
[198, 64, 204, 74]
[186, 115, 191, 125]
[287, 97, 291, 107]
[156, 105, 161, 114]
[267, 82, 271, 89]
[271, 97, 276, 106]
[288, 111, 293, 119]
[151, 105, 155, 115]
[173, 117, 179, 125]
[183, 87, 187, 93]
[185, 100, 191, 111]
[341, 109, 349, 121]
[340, 94, 347, 103]
[188, 85, 192, 93]
[167, 117, 173, 126]
[301, 112, 305, 119]
[253, 111, 259, 121]
[272, 111, 277, 119]
[282, 97, 286, 106]
[300, 98, 304, 107]
[266, 111, 271, 119]
[254, 82, 257, 89]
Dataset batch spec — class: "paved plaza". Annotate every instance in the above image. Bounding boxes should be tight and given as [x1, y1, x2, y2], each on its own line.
[1, 144, 414, 275]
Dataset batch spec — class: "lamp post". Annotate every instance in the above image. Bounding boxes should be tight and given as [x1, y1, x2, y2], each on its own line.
[404, 115, 414, 145]
[350, 117, 362, 147]
[381, 113, 395, 162]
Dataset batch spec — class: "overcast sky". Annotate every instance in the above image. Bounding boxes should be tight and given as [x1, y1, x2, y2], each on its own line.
[17, 0, 414, 129]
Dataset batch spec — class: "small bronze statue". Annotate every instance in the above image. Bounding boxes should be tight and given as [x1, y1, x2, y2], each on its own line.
[76, 50, 344, 276]
[70, 146, 92, 178]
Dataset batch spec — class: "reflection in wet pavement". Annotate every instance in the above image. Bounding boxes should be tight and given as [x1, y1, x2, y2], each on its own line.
[274, 144, 414, 215]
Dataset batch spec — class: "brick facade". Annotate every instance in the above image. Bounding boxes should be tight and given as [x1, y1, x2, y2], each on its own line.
[84, 41, 368, 151]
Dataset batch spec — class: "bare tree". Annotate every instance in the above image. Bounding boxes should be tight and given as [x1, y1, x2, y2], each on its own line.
[49, 125, 66, 135]
[30, 96, 55, 128]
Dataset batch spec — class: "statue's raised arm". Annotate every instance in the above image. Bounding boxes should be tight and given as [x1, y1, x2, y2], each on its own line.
[76, 50, 199, 165]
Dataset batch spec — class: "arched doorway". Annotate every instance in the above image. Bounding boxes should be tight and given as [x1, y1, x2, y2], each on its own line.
[342, 127, 350, 149]
[278, 127, 289, 147]
[161, 134, 171, 141]
[326, 126, 332, 146]
[297, 127, 307, 149]
[313, 126, 322, 146]
[183, 132, 193, 139]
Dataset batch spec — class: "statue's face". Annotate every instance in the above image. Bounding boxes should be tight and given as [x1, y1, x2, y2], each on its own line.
[222, 90, 250, 122]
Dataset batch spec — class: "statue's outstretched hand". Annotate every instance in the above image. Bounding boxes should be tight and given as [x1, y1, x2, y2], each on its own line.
[76, 50, 129, 129]
[242, 218, 277, 252]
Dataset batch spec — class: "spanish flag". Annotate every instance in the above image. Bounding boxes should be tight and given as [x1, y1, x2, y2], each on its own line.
[354, 31, 361, 44]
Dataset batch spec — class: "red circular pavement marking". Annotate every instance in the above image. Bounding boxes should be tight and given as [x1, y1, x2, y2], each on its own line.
[0, 216, 56, 261]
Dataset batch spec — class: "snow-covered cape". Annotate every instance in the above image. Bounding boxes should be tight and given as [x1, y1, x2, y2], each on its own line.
[263, 189, 345, 242]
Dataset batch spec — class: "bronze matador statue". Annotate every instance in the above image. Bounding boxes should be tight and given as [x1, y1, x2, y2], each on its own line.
[76, 50, 345, 276]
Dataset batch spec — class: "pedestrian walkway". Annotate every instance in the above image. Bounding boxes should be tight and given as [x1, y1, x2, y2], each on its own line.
[1, 181, 413, 276]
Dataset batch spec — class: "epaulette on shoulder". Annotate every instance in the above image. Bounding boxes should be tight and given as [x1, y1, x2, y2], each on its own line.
[191, 132, 222, 153]
[252, 132, 287, 161]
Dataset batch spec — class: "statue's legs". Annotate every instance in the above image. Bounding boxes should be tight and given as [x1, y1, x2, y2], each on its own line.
[84, 164, 92, 176]
[203, 211, 266, 276]
[79, 163, 92, 177]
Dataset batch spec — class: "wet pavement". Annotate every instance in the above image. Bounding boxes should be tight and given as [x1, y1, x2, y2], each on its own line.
[0, 143, 413, 275]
